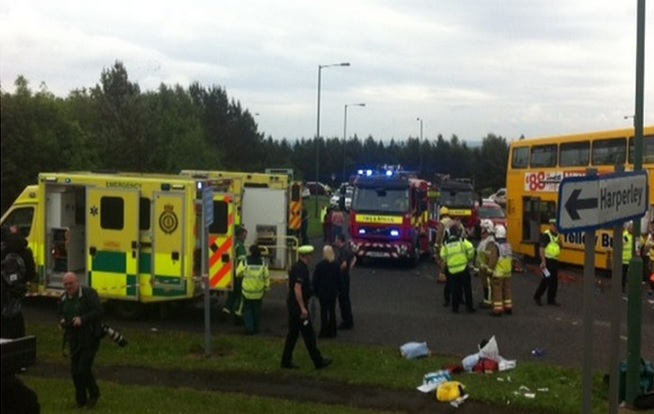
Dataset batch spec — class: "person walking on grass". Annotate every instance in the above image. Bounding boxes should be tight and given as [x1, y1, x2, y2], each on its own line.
[58, 272, 103, 409]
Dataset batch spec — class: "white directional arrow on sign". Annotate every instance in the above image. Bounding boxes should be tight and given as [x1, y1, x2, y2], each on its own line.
[557, 170, 649, 232]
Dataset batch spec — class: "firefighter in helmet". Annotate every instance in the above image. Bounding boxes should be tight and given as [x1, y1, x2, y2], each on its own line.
[475, 219, 495, 309]
[487, 225, 513, 316]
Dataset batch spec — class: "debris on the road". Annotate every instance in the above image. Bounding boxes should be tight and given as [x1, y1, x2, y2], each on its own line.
[400, 341, 430, 359]
[461, 336, 516, 373]
[435, 380, 468, 407]
[416, 370, 452, 393]
[512, 385, 549, 400]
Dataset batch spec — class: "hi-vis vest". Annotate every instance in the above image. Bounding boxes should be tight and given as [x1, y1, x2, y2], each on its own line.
[475, 235, 493, 271]
[492, 240, 512, 278]
[622, 230, 633, 265]
[544, 230, 561, 259]
[441, 238, 473, 274]
[241, 259, 270, 300]
[234, 241, 247, 278]
[321, 206, 328, 223]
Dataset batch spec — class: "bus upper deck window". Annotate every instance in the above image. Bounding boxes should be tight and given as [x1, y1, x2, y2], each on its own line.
[560, 141, 590, 167]
[511, 147, 529, 169]
[530, 144, 557, 168]
[592, 138, 626, 165]
[630, 135, 654, 164]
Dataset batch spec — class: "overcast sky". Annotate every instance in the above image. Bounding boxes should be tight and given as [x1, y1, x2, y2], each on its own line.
[1, 0, 652, 144]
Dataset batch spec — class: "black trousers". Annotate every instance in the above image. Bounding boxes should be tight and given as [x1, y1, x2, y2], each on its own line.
[443, 271, 452, 305]
[281, 302, 323, 368]
[69, 338, 100, 406]
[319, 298, 337, 337]
[338, 274, 354, 327]
[450, 268, 473, 312]
[534, 258, 559, 304]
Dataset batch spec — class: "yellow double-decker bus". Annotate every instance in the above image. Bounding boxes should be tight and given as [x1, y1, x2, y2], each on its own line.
[506, 126, 654, 270]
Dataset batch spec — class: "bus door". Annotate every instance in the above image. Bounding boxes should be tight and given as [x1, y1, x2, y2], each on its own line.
[522, 196, 542, 244]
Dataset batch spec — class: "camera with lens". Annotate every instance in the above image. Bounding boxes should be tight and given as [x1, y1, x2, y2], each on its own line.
[101, 323, 128, 347]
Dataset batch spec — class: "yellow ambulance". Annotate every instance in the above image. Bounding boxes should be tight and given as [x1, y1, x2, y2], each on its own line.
[0, 172, 236, 319]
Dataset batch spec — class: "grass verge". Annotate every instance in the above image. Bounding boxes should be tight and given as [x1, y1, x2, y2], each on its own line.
[21, 321, 612, 413]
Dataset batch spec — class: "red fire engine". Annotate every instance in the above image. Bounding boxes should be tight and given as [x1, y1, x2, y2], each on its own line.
[431, 175, 480, 237]
[348, 166, 435, 266]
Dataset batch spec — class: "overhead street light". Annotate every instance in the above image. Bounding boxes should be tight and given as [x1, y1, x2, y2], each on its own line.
[314, 62, 350, 217]
[342, 103, 366, 181]
[416, 117, 423, 174]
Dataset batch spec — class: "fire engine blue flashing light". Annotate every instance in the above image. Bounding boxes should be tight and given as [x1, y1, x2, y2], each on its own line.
[385, 170, 393, 177]
[366, 169, 373, 176]
[357, 169, 364, 175]
[358, 229, 367, 235]
[390, 229, 400, 237]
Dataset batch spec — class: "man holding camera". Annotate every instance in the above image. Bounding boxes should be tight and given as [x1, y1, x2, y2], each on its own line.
[58, 272, 103, 409]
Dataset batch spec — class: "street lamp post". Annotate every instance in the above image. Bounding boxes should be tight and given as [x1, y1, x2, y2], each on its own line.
[315, 62, 350, 217]
[416, 117, 423, 173]
[342, 103, 366, 181]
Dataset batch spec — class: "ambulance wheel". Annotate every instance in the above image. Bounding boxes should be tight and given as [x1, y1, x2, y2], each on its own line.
[110, 300, 145, 320]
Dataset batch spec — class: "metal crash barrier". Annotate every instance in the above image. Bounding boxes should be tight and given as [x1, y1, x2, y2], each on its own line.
[255, 235, 299, 285]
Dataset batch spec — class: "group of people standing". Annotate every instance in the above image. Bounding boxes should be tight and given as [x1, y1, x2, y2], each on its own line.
[435, 207, 515, 316]
[281, 234, 356, 370]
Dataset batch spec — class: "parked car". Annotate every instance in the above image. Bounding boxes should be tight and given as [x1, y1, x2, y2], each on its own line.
[488, 188, 506, 206]
[477, 199, 507, 229]
[329, 184, 353, 211]
[305, 181, 332, 196]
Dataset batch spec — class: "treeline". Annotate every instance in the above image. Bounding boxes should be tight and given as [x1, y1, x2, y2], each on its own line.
[1, 61, 509, 212]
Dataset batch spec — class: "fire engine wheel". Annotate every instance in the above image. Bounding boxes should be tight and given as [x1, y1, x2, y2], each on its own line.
[110, 300, 145, 320]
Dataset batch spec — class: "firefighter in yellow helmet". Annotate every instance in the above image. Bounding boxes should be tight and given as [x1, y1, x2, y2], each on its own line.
[486, 225, 513, 316]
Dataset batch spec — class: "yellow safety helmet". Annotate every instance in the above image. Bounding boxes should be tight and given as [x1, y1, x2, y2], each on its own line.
[439, 206, 450, 216]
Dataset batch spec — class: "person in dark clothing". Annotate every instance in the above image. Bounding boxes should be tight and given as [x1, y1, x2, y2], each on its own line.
[1, 225, 36, 339]
[281, 245, 332, 370]
[1, 228, 40, 413]
[58, 272, 104, 408]
[334, 234, 356, 330]
[312, 245, 341, 338]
